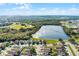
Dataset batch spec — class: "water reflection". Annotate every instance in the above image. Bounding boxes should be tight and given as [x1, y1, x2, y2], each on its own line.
[33, 25, 68, 40]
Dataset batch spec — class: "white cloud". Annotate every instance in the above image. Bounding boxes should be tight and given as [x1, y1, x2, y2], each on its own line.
[0, 4, 79, 15]
[0, 3, 31, 15]
[11, 3, 31, 10]
[34, 7, 79, 15]
[40, 8, 46, 10]
[1, 7, 79, 15]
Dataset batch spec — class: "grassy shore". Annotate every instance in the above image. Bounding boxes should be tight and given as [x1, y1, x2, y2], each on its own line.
[32, 38, 58, 44]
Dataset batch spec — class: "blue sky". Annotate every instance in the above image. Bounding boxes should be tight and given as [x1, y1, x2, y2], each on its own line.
[0, 3, 79, 15]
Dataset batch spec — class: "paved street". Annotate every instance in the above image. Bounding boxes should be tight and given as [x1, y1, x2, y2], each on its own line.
[66, 42, 79, 56]
[65, 45, 73, 56]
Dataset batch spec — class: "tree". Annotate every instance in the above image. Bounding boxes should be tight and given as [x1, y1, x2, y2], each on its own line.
[59, 38, 63, 42]
[65, 52, 69, 56]
[48, 48, 57, 56]
[30, 47, 37, 56]
[48, 48, 52, 55]
[6, 42, 10, 47]
[19, 28, 26, 32]
[59, 38, 65, 45]
[21, 47, 26, 55]
[32, 41, 35, 45]
[52, 52, 57, 56]
[1, 44, 6, 50]
[39, 40, 43, 45]
[36, 41, 39, 45]
[43, 40, 47, 46]
[69, 38, 75, 44]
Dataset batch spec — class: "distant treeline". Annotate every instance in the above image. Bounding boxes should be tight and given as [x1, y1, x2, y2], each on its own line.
[0, 15, 79, 23]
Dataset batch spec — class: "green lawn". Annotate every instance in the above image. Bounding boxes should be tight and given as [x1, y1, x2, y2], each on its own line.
[32, 38, 58, 44]
[46, 40, 58, 44]
[9, 22, 34, 30]
[75, 38, 79, 44]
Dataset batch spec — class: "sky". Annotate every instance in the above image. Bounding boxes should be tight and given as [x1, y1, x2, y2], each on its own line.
[0, 3, 79, 15]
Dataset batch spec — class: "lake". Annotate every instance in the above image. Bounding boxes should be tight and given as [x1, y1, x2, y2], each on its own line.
[32, 25, 69, 40]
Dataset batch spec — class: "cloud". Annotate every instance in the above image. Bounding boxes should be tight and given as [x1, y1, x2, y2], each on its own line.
[34, 7, 79, 15]
[0, 3, 32, 15]
[40, 8, 47, 10]
[12, 3, 31, 10]
[0, 4, 79, 15]
[1, 7, 79, 15]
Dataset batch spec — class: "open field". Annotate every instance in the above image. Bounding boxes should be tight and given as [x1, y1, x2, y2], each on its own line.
[32, 38, 58, 44]
[9, 23, 34, 30]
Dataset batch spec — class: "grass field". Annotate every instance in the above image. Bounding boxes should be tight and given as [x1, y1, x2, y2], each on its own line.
[9, 22, 34, 30]
[75, 38, 79, 44]
[32, 38, 58, 44]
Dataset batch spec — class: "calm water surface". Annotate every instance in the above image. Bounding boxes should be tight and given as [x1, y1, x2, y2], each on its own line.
[33, 25, 69, 40]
